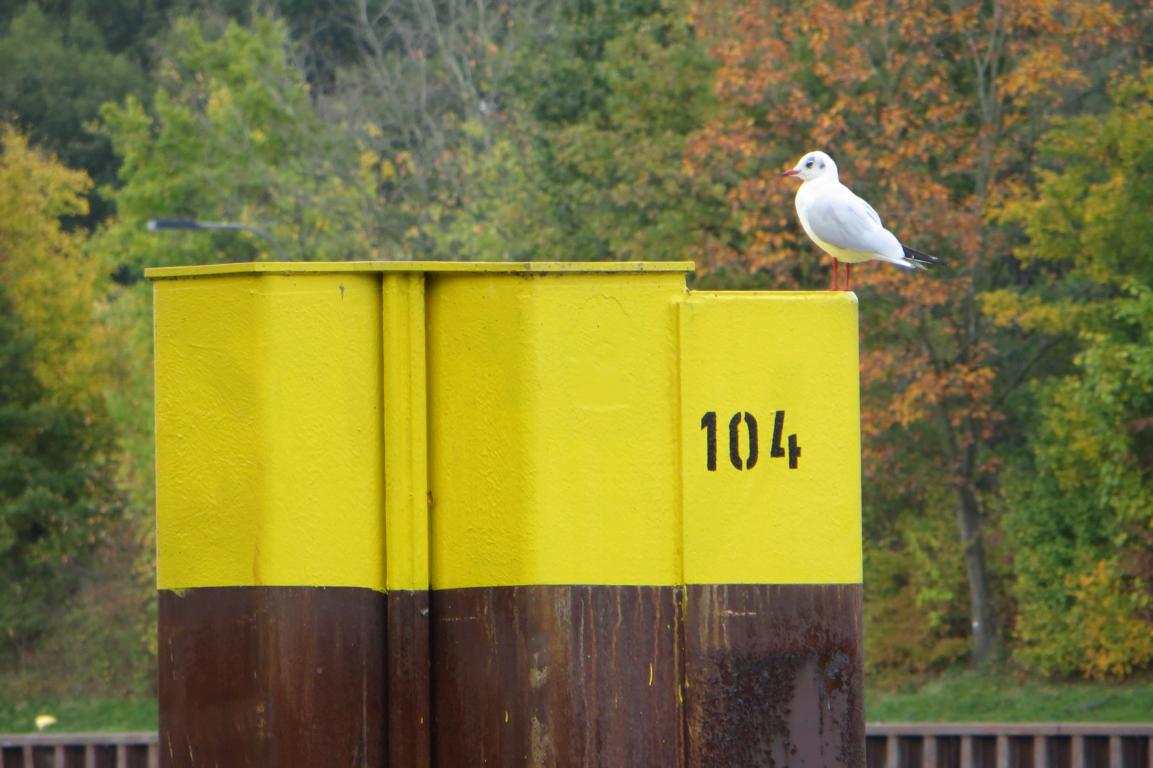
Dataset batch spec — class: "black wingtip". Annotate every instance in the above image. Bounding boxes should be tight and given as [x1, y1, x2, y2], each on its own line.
[903, 246, 942, 268]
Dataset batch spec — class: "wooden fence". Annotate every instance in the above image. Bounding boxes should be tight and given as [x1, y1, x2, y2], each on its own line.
[2, 724, 1152, 767]
[0, 732, 157, 768]
[868, 724, 1153, 768]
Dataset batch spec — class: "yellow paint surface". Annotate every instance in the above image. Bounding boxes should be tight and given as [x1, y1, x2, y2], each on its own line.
[154, 273, 385, 589]
[426, 272, 686, 588]
[152, 263, 861, 591]
[146, 260, 694, 280]
[678, 292, 862, 584]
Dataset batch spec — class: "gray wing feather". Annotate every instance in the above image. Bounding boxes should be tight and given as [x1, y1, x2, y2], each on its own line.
[805, 191, 893, 254]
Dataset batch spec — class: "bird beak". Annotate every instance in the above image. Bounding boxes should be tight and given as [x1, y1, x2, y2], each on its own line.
[781, 168, 800, 177]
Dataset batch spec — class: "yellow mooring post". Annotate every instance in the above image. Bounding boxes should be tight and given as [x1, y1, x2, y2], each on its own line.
[149, 261, 863, 767]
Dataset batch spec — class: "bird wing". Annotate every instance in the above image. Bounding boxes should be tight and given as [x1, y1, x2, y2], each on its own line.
[802, 185, 896, 256]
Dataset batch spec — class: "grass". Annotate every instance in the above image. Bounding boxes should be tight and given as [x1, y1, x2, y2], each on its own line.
[2, 671, 1151, 733]
[0, 697, 156, 734]
[867, 669, 1153, 722]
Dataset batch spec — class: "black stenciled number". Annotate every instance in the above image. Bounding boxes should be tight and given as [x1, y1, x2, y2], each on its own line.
[701, 409, 798, 471]
[770, 410, 786, 458]
[700, 411, 717, 471]
[744, 412, 759, 469]
[728, 412, 742, 470]
[726, 412, 758, 470]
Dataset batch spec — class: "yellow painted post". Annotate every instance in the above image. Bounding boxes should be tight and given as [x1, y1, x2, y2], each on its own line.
[678, 291, 863, 764]
[424, 268, 689, 764]
[151, 270, 386, 766]
[149, 261, 863, 767]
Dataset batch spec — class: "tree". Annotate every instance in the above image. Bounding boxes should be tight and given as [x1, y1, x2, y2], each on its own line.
[685, 0, 1146, 667]
[96, 12, 384, 274]
[422, 2, 727, 262]
[990, 70, 1153, 679]
[0, 3, 148, 221]
[0, 126, 120, 662]
[312, 0, 561, 256]
[89, 16, 387, 680]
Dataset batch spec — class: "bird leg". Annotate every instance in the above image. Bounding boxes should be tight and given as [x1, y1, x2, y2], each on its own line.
[830, 259, 839, 290]
[846, 264, 852, 291]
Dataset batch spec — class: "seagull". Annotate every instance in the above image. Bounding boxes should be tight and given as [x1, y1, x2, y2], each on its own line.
[782, 150, 940, 290]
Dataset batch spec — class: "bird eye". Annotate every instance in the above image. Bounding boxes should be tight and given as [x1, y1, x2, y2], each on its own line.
[805, 159, 814, 168]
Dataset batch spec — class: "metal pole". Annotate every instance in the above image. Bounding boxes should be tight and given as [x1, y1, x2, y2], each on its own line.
[146, 218, 287, 261]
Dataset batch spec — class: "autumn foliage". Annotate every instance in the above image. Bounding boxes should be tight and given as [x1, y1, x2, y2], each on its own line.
[681, 0, 1150, 672]
[3, 0, 1153, 692]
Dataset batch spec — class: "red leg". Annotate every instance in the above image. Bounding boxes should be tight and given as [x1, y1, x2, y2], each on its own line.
[829, 259, 839, 290]
[846, 264, 852, 291]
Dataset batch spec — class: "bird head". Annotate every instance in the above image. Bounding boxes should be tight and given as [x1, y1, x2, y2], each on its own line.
[782, 151, 837, 182]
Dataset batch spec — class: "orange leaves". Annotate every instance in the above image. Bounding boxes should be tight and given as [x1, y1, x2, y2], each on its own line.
[685, 0, 1140, 477]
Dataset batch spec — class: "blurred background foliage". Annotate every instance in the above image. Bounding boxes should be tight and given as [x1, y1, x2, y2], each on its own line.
[2, 0, 1153, 701]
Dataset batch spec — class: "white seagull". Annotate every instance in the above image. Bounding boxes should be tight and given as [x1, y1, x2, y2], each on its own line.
[782, 150, 940, 290]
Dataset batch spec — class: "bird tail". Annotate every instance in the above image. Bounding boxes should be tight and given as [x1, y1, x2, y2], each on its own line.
[903, 246, 942, 270]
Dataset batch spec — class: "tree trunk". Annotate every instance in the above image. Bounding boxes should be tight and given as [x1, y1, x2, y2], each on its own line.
[954, 476, 1000, 666]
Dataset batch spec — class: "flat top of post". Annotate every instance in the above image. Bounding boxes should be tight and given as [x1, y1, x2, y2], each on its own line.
[145, 260, 697, 280]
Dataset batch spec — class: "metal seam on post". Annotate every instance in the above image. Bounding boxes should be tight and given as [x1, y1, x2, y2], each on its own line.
[382, 272, 430, 591]
[382, 270, 433, 767]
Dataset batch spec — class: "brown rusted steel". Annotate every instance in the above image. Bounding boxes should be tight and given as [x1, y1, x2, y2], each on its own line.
[430, 585, 683, 767]
[682, 583, 865, 767]
[158, 587, 385, 767]
[387, 589, 432, 767]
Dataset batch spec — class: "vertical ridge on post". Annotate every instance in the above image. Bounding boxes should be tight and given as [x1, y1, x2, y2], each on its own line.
[382, 272, 432, 767]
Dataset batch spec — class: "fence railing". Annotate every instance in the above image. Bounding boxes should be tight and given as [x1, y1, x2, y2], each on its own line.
[867, 723, 1153, 768]
[0, 732, 157, 768]
[2, 724, 1151, 767]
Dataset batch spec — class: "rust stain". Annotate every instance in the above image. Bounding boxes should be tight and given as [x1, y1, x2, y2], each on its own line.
[159, 587, 386, 767]
[431, 585, 682, 766]
[160, 584, 862, 766]
[682, 583, 864, 767]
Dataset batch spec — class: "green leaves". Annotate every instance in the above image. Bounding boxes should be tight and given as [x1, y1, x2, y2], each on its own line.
[0, 2, 147, 212]
[1000, 70, 1153, 679]
[428, 5, 725, 263]
[96, 14, 383, 273]
[0, 128, 119, 659]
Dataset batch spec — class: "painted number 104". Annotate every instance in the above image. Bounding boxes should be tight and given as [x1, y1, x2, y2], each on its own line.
[700, 410, 801, 471]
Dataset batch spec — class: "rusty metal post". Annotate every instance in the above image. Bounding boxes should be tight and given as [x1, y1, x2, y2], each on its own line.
[425, 275, 864, 765]
[152, 270, 388, 766]
[424, 269, 690, 764]
[678, 293, 865, 766]
[151, 262, 863, 766]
